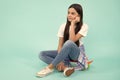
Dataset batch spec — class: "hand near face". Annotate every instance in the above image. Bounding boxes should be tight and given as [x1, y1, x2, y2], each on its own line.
[71, 16, 80, 25]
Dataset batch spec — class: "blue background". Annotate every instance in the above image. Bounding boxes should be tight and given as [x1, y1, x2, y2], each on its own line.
[0, 0, 120, 80]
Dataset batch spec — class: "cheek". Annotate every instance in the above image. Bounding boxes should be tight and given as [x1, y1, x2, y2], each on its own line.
[70, 16, 76, 19]
[73, 15, 78, 19]
[73, 17, 76, 19]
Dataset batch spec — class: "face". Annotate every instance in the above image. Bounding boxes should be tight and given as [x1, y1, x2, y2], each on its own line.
[67, 8, 80, 22]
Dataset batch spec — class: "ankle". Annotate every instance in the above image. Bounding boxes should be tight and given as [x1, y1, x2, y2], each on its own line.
[63, 66, 67, 71]
[48, 64, 54, 70]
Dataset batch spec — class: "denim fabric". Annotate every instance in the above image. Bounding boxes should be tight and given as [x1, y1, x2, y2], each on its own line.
[39, 40, 80, 67]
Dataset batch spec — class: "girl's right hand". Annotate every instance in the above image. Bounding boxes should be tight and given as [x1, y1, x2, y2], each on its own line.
[71, 16, 80, 25]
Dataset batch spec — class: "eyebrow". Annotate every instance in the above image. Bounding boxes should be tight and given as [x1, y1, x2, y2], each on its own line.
[68, 11, 76, 14]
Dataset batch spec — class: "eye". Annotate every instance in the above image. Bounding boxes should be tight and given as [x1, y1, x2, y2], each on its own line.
[68, 11, 70, 15]
[71, 12, 75, 15]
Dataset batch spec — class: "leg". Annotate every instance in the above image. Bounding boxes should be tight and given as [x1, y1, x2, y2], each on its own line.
[39, 50, 70, 71]
[39, 50, 57, 64]
[50, 40, 80, 76]
[37, 40, 80, 77]
[37, 50, 57, 77]
[51, 40, 80, 67]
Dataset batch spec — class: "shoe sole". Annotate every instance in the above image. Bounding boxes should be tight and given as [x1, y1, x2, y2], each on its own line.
[36, 73, 45, 78]
[64, 68, 74, 76]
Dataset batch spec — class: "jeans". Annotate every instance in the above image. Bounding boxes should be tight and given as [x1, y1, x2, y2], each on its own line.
[39, 40, 80, 67]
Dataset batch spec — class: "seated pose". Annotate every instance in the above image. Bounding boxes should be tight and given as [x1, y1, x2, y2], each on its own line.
[36, 3, 89, 77]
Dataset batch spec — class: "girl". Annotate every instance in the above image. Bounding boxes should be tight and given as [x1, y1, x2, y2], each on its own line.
[36, 3, 89, 77]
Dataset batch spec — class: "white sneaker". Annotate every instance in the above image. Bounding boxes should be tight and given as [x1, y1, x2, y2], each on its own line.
[36, 67, 54, 77]
[63, 67, 74, 76]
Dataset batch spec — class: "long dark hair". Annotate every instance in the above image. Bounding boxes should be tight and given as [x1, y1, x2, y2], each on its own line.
[63, 4, 83, 46]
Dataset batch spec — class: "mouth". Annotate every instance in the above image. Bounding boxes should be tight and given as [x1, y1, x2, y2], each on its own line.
[68, 18, 73, 21]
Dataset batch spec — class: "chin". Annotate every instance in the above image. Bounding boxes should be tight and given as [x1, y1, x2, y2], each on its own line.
[68, 19, 72, 22]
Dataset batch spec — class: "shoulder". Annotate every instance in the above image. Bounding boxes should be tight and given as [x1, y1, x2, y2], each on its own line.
[57, 23, 66, 37]
[81, 23, 88, 29]
[60, 23, 66, 28]
[78, 23, 88, 37]
[58, 23, 66, 31]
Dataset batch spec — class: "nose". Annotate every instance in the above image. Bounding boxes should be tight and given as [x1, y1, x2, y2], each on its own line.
[68, 14, 71, 18]
[68, 14, 71, 17]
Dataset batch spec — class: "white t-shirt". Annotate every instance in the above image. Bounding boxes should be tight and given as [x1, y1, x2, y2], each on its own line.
[57, 23, 88, 46]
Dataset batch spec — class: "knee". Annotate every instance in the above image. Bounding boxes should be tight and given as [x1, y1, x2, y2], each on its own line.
[39, 51, 45, 60]
[64, 40, 75, 47]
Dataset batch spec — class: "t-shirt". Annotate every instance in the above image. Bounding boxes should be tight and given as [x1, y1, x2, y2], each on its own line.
[57, 23, 88, 45]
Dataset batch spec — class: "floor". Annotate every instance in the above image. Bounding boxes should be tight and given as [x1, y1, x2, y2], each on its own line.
[0, 0, 120, 80]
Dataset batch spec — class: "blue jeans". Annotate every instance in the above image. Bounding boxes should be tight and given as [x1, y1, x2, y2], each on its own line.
[39, 40, 80, 67]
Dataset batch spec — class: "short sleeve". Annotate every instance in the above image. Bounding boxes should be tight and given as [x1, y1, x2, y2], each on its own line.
[78, 24, 88, 37]
[57, 23, 66, 37]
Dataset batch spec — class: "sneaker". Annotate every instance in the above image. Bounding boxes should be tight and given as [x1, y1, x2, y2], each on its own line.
[36, 67, 54, 77]
[63, 67, 74, 76]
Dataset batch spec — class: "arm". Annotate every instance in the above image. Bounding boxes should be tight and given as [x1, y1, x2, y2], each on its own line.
[69, 17, 83, 42]
[57, 37, 64, 53]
